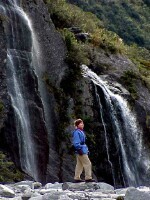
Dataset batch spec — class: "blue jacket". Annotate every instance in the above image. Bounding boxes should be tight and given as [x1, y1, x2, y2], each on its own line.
[72, 128, 89, 154]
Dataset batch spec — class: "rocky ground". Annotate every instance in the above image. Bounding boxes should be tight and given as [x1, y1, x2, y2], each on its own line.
[0, 181, 150, 200]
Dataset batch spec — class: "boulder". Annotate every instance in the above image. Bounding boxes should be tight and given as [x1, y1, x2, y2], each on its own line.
[124, 187, 150, 200]
[0, 184, 15, 198]
[42, 193, 72, 200]
[14, 181, 34, 188]
[21, 188, 33, 200]
[32, 182, 42, 189]
[96, 182, 114, 191]
[75, 32, 90, 42]
[15, 185, 31, 193]
[45, 182, 62, 189]
[62, 182, 110, 191]
[28, 196, 43, 200]
[68, 27, 82, 34]
[115, 187, 134, 195]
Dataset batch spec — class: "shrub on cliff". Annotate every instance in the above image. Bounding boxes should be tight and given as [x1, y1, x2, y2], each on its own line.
[0, 151, 24, 183]
[60, 29, 90, 65]
[126, 45, 150, 89]
[67, 0, 150, 50]
[46, 0, 125, 54]
[121, 70, 139, 100]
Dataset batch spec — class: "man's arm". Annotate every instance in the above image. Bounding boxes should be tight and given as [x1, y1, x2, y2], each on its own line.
[73, 130, 82, 150]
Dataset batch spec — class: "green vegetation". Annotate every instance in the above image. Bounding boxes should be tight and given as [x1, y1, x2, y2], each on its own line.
[61, 29, 90, 66]
[46, 0, 150, 95]
[0, 151, 24, 183]
[126, 45, 150, 90]
[67, 0, 150, 50]
[45, 0, 150, 98]
[121, 70, 139, 99]
[46, 0, 126, 55]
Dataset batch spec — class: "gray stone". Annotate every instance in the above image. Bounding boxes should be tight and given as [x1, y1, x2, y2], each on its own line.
[45, 183, 62, 189]
[124, 188, 150, 200]
[96, 182, 114, 191]
[32, 182, 42, 189]
[29, 196, 43, 200]
[75, 32, 90, 42]
[21, 189, 33, 200]
[15, 185, 31, 192]
[115, 187, 134, 195]
[67, 191, 86, 199]
[87, 191, 109, 198]
[0, 184, 15, 198]
[39, 188, 62, 195]
[68, 27, 82, 34]
[62, 182, 97, 191]
[15, 181, 34, 187]
[10, 197, 22, 200]
[96, 189, 115, 194]
[42, 192, 71, 200]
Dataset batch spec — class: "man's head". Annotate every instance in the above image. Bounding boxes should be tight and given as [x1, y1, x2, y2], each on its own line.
[74, 119, 84, 129]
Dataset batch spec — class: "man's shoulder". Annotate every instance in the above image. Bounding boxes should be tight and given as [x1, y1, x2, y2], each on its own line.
[73, 129, 85, 136]
[72, 129, 78, 134]
[72, 129, 81, 136]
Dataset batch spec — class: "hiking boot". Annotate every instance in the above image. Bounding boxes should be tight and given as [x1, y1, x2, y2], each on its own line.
[85, 179, 96, 183]
[74, 179, 85, 183]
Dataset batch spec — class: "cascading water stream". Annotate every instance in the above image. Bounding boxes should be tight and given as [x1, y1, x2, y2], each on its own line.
[81, 65, 150, 186]
[94, 85, 116, 187]
[0, 0, 48, 181]
[6, 50, 36, 178]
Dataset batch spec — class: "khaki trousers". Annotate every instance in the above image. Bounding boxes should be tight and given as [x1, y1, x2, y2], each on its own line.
[74, 154, 92, 180]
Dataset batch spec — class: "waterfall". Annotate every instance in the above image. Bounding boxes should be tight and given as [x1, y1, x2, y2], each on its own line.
[6, 50, 37, 178]
[94, 85, 117, 186]
[0, 0, 49, 182]
[81, 65, 150, 186]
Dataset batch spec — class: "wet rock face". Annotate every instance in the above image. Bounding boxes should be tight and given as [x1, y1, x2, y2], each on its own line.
[0, 1, 51, 183]
[20, 0, 69, 182]
[0, 20, 9, 130]
[22, 0, 68, 85]
[0, 0, 70, 183]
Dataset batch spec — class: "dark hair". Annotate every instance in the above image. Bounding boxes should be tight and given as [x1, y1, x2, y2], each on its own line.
[74, 119, 83, 127]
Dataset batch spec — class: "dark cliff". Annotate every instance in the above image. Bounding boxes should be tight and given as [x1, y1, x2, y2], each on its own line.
[0, 19, 8, 131]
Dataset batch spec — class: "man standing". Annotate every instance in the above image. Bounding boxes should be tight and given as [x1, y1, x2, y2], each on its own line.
[72, 119, 95, 183]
